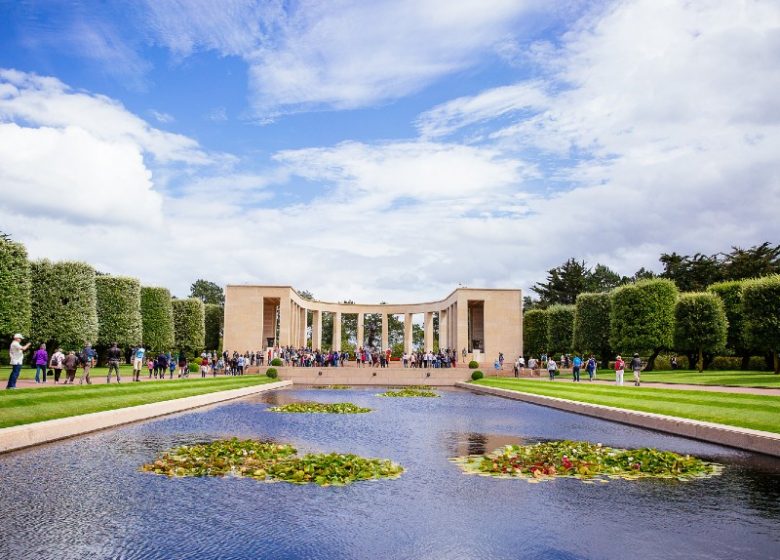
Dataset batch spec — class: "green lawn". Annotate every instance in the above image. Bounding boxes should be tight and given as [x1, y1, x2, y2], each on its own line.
[584, 369, 780, 388]
[0, 376, 275, 428]
[1, 364, 137, 381]
[473, 378, 780, 434]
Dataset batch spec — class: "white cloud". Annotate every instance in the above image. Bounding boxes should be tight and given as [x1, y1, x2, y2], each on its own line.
[151, 110, 175, 123]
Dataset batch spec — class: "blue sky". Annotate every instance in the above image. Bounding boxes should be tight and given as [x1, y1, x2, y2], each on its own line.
[0, 0, 777, 302]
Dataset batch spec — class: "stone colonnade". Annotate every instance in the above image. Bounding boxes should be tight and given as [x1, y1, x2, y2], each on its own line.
[223, 286, 523, 361]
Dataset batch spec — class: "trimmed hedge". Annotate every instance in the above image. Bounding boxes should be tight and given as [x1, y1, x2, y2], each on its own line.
[30, 260, 98, 348]
[610, 279, 678, 370]
[172, 298, 205, 356]
[674, 292, 728, 372]
[270, 358, 283, 366]
[741, 275, 780, 373]
[471, 370, 484, 380]
[96, 276, 142, 348]
[573, 292, 611, 362]
[204, 303, 223, 351]
[546, 304, 575, 355]
[708, 280, 749, 355]
[468, 360, 479, 369]
[0, 238, 31, 338]
[523, 308, 548, 357]
[141, 287, 175, 352]
[266, 367, 278, 379]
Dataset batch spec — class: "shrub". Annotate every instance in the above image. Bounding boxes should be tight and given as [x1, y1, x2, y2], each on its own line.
[523, 308, 548, 357]
[741, 275, 780, 373]
[204, 303, 223, 351]
[468, 359, 479, 369]
[674, 292, 728, 372]
[610, 279, 678, 371]
[271, 358, 283, 366]
[193, 357, 203, 365]
[188, 362, 199, 373]
[471, 370, 484, 380]
[546, 304, 575, 355]
[0, 237, 31, 338]
[266, 367, 278, 379]
[708, 280, 750, 357]
[30, 260, 98, 348]
[96, 276, 142, 350]
[172, 298, 205, 356]
[573, 292, 611, 366]
[141, 287, 175, 352]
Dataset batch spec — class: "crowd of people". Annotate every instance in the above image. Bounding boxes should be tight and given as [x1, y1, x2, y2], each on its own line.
[509, 352, 644, 386]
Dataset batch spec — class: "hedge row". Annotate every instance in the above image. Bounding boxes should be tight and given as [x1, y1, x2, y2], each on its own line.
[96, 276, 143, 347]
[141, 287, 175, 352]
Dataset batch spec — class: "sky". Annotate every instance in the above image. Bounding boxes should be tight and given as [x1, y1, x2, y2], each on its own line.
[0, 0, 778, 303]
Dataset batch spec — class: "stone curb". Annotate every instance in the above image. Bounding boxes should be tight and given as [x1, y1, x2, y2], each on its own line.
[0, 380, 292, 454]
[456, 382, 780, 458]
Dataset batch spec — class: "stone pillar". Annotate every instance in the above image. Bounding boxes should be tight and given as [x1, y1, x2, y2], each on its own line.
[381, 313, 389, 351]
[457, 301, 469, 358]
[424, 311, 434, 351]
[291, 303, 298, 347]
[279, 298, 291, 347]
[258, 300, 264, 349]
[300, 306, 307, 348]
[357, 313, 364, 350]
[404, 313, 413, 354]
[439, 308, 448, 350]
[333, 311, 342, 351]
[312, 310, 322, 350]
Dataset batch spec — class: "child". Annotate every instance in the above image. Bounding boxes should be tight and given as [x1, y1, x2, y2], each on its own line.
[147, 358, 154, 379]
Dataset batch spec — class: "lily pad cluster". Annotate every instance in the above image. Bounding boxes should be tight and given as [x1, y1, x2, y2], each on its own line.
[141, 438, 403, 486]
[377, 388, 439, 398]
[453, 440, 721, 483]
[267, 401, 372, 414]
[313, 385, 352, 390]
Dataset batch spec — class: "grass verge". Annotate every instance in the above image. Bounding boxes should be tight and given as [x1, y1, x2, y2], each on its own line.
[584, 370, 780, 388]
[0, 376, 275, 429]
[472, 378, 780, 434]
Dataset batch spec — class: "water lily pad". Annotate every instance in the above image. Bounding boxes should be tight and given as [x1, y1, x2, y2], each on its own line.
[376, 389, 439, 398]
[268, 401, 372, 413]
[452, 440, 721, 483]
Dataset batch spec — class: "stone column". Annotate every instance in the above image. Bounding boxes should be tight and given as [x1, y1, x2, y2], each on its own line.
[357, 313, 364, 350]
[457, 300, 469, 359]
[438, 308, 448, 350]
[312, 310, 322, 350]
[424, 311, 434, 351]
[300, 306, 307, 348]
[291, 303, 298, 347]
[333, 311, 342, 351]
[381, 313, 389, 351]
[279, 298, 291, 347]
[258, 300, 264, 349]
[404, 313, 413, 355]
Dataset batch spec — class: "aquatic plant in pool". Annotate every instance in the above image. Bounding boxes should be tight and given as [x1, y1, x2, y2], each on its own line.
[453, 440, 721, 483]
[268, 401, 372, 413]
[313, 385, 352, 390]
[140, 438, 403, 486]
[377, 388, 439, 398]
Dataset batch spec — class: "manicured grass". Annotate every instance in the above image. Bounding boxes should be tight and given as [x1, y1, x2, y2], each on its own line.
[0, 376, 275, 429]
[473, 378, 780, 434]
[587, 369, 780, 388]
[1, 364, 136, 381]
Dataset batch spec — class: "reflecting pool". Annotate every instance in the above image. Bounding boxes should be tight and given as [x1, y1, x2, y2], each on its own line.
[0, 387, 777, 559]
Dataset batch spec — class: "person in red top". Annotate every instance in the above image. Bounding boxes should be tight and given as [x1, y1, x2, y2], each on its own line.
[614, 355, 625, 386]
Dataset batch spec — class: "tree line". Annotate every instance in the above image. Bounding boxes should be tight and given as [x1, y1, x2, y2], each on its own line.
[0, 234, 225, 363]
[523, 276, 780, 373]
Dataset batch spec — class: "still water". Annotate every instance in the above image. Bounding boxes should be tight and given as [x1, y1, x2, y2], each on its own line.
[0, 387, 777, 559]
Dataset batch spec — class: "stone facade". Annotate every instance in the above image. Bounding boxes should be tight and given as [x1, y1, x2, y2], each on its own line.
[223, 286, 523, 362]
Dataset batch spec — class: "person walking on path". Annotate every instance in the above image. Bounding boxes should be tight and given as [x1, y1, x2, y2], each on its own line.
[572, 354, 582, 382]
[63, 350, 78, 384]
[630, 353, 642, 386]
[50, 347, 65, 383]
[79, 343, 96, 385]
[132, 346, 145, 382]
[586, 355, 597, 381]
[178, 353, 188, 378]
[6, 334, 31, 389]
[106, 342, 122, 383]
[614, 355, 625, 386]
[33, 343, 48, 383]
[547, 357, 558, 381]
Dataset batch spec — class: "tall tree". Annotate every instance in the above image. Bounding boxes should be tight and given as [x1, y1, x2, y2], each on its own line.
[573, 292, 612, 368]
[741, 275, 780, 374]
[674, 292, 728, 372]
[0, 236, 31, 340]
[141, 287, 175, 352]
[523, 309, 549, 357]
[587, 264, 627, 292]
[721, 242, 780, 281]
[546, 305, 575, 355]
[172, 298, 205, 356]
[659, 252, 723, 291]
[189, 279, 224, 305]
[708, 280, 752, 369]
[532, 258, 591, 305]
[96, 276, 143, 354]
[204, 303, 223, 351]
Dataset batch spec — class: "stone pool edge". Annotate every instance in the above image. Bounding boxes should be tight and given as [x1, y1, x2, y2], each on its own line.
[0, 380, 292, 454]
[456, 382, 780, 458]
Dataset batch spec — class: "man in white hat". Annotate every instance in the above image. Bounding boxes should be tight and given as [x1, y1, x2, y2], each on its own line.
[6, 334, 31, 389]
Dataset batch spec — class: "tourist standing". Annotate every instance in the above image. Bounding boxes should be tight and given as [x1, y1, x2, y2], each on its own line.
[178, 352, 188, 378]
[586, 355, 597, 381]
[614, 355, 625, 386]
[462, 348, 467, 363]
[79, 343, 96, 385]
[132, 346, 145, 382]
[63, 350, 78, 384]
[33, 343, 48, 383]
[572, 354, 582, 382]
[106, 342, 122, 383]
[547, 357, 557, 381]
[630, 353, 642, 386]
[49, 347, 65, 383]
[6, 334, 31, 389]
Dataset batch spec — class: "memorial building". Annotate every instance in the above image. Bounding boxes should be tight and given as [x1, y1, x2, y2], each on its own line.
[224, 286, 523, 362]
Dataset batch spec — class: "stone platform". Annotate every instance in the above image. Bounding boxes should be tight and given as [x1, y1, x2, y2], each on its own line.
[250, 365, 473, 386]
